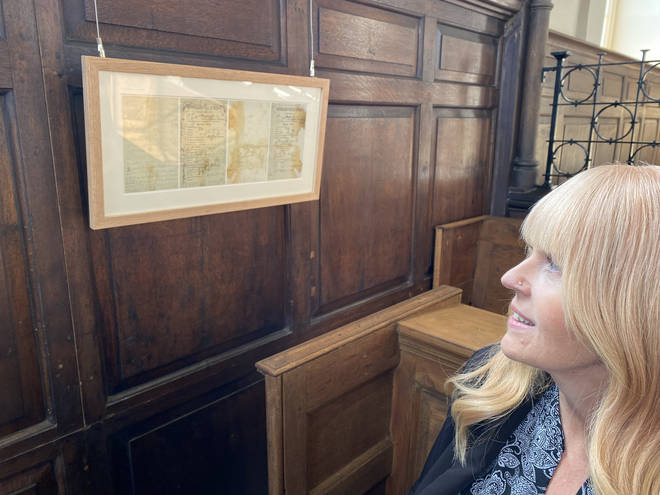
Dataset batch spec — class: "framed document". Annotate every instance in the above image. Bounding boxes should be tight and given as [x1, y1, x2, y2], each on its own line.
[82, 56, 329, 229]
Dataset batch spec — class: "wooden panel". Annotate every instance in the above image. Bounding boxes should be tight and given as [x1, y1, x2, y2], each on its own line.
[433, 216, 523, 314]
[412, 388, 449, 481]
[315, 0, 420, 77]
[0, 95, 46, 437]
[307, 373, 392, 489]
[317, 105, 415, 315]
[389, 302, 506, 494]
[112, 380, 268, 495]
[0, 463, 58, 494]
[6, 0, 528, 492]
[94, 208, 288, 392]
[258, 287, 464, 495]
[471, 217, 525, 314]
[433, 216, 485, 304]
[432, 108, 492, 226]
[437, 24, 497, 85]
[62, 0, 284, 61]
[601, 71, 623, 99]
[282, 325, 397, 494]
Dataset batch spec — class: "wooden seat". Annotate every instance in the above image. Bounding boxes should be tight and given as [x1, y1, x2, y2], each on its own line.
[256, 287, 506, 495]
[433, 215, 525, 314]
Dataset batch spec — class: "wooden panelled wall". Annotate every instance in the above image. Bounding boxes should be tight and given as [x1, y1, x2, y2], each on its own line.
[535, 31, 660, 184]
[0, 0, 526, 493]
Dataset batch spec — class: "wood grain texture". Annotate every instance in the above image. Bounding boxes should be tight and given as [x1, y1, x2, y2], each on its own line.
[316, 0, 421, 77]
[433, 215, 523, 313]
[264, 375, 284, 495]
[2, 0, 82, 451]
[389, 303, 505, 493]
[64, 0, 285, 61]
[0, 98, 45, 437]
[9, 0, 527, 491]
[437, 24, 498, 85]
[94, 209, 288, 391]
[317, 105, 415, 314]
[433, 216, 486, 303]
[258, 288, 464, 494]
[432, 109, 493, 226]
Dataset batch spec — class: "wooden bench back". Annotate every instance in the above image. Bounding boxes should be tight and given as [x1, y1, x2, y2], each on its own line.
[256, 287, 507, 495]
[433, 215, 525, 314]
[256, 287, 463, 495]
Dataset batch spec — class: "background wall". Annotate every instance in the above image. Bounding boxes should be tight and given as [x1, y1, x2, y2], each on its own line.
[0, 0, 524, 493]
[549, 0, 660, 60]
[610, 0, 660, 60]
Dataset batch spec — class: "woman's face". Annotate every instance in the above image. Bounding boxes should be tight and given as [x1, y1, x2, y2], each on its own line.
[500, 247, 600, 375]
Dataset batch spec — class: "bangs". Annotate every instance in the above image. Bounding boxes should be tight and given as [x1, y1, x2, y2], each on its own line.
[520, 164, 660, 274]
[520, 174, 597, 269]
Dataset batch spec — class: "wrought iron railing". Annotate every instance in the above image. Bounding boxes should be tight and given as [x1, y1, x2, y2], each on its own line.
[541, 50, 660, 187]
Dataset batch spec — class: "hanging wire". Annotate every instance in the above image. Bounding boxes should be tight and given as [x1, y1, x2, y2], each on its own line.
[309, 0, 315, 76]
[93, 0, 106, 57]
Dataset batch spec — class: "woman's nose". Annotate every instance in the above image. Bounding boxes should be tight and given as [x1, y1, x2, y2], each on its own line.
[501, 262, 527, 293]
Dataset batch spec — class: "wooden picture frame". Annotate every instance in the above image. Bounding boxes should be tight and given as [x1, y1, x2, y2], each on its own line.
[82, 56, 330, 229]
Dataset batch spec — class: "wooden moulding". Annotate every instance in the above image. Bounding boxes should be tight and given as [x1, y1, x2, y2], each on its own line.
[256, 286, 462, 378]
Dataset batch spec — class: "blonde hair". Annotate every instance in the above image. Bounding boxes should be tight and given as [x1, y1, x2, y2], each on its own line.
[449, 164, 660, 495]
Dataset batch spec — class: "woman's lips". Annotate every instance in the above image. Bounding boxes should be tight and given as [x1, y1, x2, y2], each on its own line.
[509, 306, 535, 328]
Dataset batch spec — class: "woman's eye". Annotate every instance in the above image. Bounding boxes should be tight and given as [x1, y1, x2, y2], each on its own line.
[546, 256, 561, 273]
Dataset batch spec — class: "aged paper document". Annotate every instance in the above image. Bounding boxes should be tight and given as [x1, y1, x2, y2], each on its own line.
[227, 100, 270, 184]
[268, 103, 306, 180]
[180, 98, 227, 187]
[122, 95, 179, 192]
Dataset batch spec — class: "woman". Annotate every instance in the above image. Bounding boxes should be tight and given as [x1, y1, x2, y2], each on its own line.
[410, 164, 659, 495]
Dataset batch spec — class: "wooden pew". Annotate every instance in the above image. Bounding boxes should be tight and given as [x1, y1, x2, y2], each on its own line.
[256, 287, 506, 495]
[433, 215, 525, 314]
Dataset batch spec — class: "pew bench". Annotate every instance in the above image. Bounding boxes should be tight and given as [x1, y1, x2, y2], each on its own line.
[256, 286, 506, 495]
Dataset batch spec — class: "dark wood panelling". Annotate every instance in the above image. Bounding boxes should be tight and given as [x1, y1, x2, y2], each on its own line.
[315, 0, 421, 77]
[62, 0, 284, 62]
[0, 463, 57, 494]
[432, 108, 492, 225]
[317, 105, 415, 315]
[5, 0, 525, 491]
[112, 380, 268, 495]
[1, 0, 82, 456]
[429, 0, 506, 36]
[436, 24, 497, 85]
[0, 95, 45, 437]
[91, 209, 287, 392]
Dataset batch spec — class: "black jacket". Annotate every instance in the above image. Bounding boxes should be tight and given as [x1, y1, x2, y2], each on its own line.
[408, 348, 536, 495]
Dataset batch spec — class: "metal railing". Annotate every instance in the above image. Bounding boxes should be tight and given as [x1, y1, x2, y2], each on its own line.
[542, 50, 660, 187]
